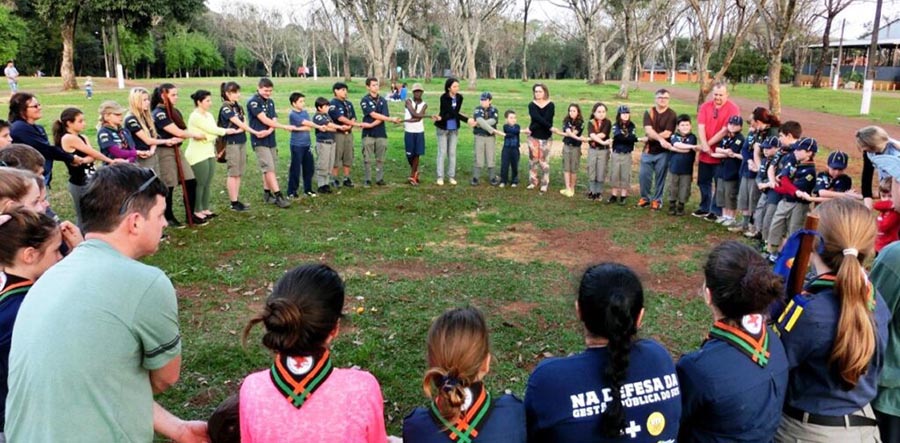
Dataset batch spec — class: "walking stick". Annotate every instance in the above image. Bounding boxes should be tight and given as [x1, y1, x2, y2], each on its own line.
[787, 214, 820, 297]
[172, 141, 193, 228]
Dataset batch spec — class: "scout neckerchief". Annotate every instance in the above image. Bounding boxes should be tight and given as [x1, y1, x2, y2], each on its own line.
[804, 273, 876, 311]
[429, 382, 493, 443]
[269, 349, 334, 409]
[778, 273, 876, 335]
[708, 314, 770, 368]
[0, 277, 34, 305]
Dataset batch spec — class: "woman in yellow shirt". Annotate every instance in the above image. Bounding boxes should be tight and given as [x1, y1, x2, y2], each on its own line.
[186, 89, 240, 220]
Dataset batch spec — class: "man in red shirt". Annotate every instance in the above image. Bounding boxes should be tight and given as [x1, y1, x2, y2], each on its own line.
[693, 82, 740, 221]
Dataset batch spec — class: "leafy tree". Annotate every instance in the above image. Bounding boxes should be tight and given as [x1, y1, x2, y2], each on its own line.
[164, 29, 196, 76]
[118, 26, 155, 77]
[234, 47, 255, 77]
[0, 5, 27, 63]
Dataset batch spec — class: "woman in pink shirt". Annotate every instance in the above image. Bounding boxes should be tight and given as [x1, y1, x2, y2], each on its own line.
[240, 264, 388, 443]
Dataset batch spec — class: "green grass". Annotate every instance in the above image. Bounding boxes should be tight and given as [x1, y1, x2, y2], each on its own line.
[18, 76, 759, 437]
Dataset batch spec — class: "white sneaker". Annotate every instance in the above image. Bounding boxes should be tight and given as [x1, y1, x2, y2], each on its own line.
[540, 185, 548, 193]
[436, 178, 444, 186]
[721, 218, 736, 227]
[498, 183, 505, 188]
[511, 183, 517, 188]
[717, 216, 730, 225]
[526, 184, 535, 190]
[449, 178, 457, 185]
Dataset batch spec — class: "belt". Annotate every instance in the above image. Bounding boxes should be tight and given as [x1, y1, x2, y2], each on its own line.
[784, 405, 877, 427]
[590, 146, 609, 150]
[318, 140, 335, 144]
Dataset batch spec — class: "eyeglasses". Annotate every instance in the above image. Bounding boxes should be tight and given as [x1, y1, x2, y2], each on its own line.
[118, 169, 159, 215]
[27, 103, 41, 109]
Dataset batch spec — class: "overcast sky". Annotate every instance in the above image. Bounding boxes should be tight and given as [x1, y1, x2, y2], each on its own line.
[207, 0, 899, 41]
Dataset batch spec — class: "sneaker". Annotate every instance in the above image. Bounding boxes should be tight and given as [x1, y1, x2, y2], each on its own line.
[364, 180, 372, 187]
[471, 177, 479, 186]
[437, 178, 444, 186]
[676, 203, 686, 216]
[287, 193, 299, 199]
[166, 218, 185, 229]
[540, 185, 548, 193]
[304, 191, 318, 197]
[606, 196, 618, 204]
[230, 201, 249, 212]
[744, 227, 759, 238]
[376, 180, 386, 186]
[449, 178, 457, 185]
[650, 200, 662, 210]
[264, 192, 276, 204]
[705, 213, 720, 222]
[566, 189, 575, 197]
[332, 179, 341, 188]
[718, 216, 733, 225]
[498, 183, 506, 188]
[317, 185, 333, 194]
[490, 176, 499, 186]
[526, 184, 536, 190]
[668, 202, 677, 215]
[205, 212, 219, 219]
[637, 197, 650, 207]
[559, 188, 568, 195]
[274, 195, 291, 208]
[692, 209, 709, 218]
[343, 177, 354, 188]
[511, 183, 518, 188]
[618, 197, 627, 205]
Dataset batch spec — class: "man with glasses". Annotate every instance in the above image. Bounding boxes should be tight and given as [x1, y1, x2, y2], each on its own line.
[639, 89, 677, 210]
[7, 164, 208, 442]
[694, 82, 740, 221]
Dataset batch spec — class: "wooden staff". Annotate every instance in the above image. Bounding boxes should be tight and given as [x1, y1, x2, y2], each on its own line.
[788, 214, 820, 296]
[172, 141, 193, 228]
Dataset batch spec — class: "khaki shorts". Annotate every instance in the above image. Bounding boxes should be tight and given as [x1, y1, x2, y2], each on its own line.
[136, 153, 159, 174]
[333, 132, 354, 168]
[609, 152, 633, 189]
[254, 146, 278, 173]
[226, 143, 246, 177]
[715, 178, 739, 210]
[157, 145, 195, 188]
[562, 144, 582, 173]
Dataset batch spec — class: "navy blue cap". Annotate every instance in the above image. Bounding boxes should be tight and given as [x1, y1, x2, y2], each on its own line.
[793, 137, 818, 154]
[480, 92, 492, 100]
[827, 151, 849, 169]
[728, 115, 743, 126]
[618, 105, 630, 114]
[760, 136, 780, 149]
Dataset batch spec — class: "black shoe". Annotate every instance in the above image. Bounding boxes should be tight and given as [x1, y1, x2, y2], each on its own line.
[364, 180, 372, 187]
[166, 218, 185, 229]
[230, 201, 249, 212]
[304, 191, 318, 197]
[606, 196, 618, 204]
[191, 215, 209, 226]
[274, 195, 291, 208]
[376, 180, 386, 186]
[676, 203, 685, 216]
[668, 202, 677, 215]
[471, 177, 479, 186]
[343, 177, 354, 188]
[318, 185, 333, 194]
[206, 212, 219, 219]
[332, 179, 341, 188]
[618, 197, 627, 205]
[705, 212, 719, 222]
[692, 209, 709, 218]
[264, 192, 276, 204]
[287, 193, 299, 199]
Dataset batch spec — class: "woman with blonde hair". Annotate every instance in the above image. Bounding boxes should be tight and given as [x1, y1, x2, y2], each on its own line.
[124, 87, 179, 173]
[403, 307, 525, 442]
[775, 198, 891, 442]
[856, 125, 899, 209]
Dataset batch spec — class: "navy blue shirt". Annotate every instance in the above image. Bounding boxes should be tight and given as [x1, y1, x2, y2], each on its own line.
[289, 109, 312, 147]
[97, 126, 136, 161]
[669, 133, 697, 175]
[403, 393, 526, 443]
[677, 325, 789, 442]
[218, 102, 247, 145]
[123, 115, 151, 151]
[812, 172, 852, 196]
[525, 340, 681, 443]
[0, 274, 32, 431]
[361, 94, 389, 138]
[612, 121, 638, 154]
[562, 119, 583, 147]
[503, 124, 521, 150]
[152, 105, 183, 142]
[779, 158, 817, 203]
[313, 113, 334, 143]
[758, 155, 780, 204]
[715, 133, 744, 181]
[9, 120, 74, 180]
[473, 105, 499, 137]
[777, 275, 890, 415]
[247, 94, 277, 147]
[740, 131, 759, 179]
[329, 98, 356, 134]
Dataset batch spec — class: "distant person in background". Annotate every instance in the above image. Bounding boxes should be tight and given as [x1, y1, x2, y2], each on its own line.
[9, 92, 83, 186]
[84, 76, 93, 100]
[4, 61, 18, 95]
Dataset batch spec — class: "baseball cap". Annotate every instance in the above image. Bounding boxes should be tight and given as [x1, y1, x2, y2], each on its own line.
[332, 82, 348, 92]
[411, 83, 424, 92]
[728, 115, 743, 126]
[827, 151, 849, 170]
[871, 155, 900, 179]
[760, 136, 780, 149]
[98, 100, 125, 116]
[480, 92, 492, 100]
[618, 105, 630, 114]
[793, 137, 818, 153]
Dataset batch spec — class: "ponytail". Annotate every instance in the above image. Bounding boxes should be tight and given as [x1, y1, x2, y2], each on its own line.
[52, 108, 82, 147]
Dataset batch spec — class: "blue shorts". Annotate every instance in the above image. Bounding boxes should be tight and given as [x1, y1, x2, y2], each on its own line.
[405, 132, 425, 156]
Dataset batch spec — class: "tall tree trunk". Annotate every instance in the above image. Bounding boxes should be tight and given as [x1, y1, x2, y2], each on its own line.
[767, 57, 783, 115]
[696, 45, 712, 106]
[342, 14, 351, 81]
[521, 0, 531, 82]
[60, 11, 79, 90]
[423, 49, 433, 82]
[811, 16, 833, 88]
[616, 10, 633, 98]
[586, 31, 600, 84]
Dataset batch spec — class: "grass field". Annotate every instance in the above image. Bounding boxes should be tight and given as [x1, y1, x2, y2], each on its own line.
[12, 76, 787, 438]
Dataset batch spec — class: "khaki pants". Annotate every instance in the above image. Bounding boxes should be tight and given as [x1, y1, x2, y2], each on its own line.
[316, 141, 335, 187]
[775, 404, 881, 443]
[362, 136, 387, 182]
[609, 152, 633, 189]
[473, 135, 496, 168]
[333, 132, 354, 168]
[666, 173, 692, 204]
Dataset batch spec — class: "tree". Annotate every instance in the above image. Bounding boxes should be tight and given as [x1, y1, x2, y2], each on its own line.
[118, 26, 155, 78]
[401, 0, 441, 82]
[234, 47, 255, 77]
[336, 0, 416, 82]
[33, 0, 81, 89]
[558, 0, 605, 84]
[754, 0, 807, 116]
[457, 0, 509, 89]
[164, 29, 197, 76]
[811, 0, 855, 88]
[484, 16, 520, 79]
[521, 0, 533, 81]
[0, 5, 27, 64]
[223, 3, 284, 77]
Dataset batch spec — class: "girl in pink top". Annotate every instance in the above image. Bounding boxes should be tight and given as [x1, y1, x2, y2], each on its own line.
[239, 264, 388, 443]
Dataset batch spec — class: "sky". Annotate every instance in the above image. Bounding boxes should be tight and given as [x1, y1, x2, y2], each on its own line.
[206, 0, 899, 41]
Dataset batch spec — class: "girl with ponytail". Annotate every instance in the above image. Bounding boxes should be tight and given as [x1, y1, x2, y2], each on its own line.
[150, 83, 207, 227]
[239, 264, 388, 443]
[403, 307, 526, 442]
[775, 198, 890, 442]
[525, 263, 681, 442]
[677, 241, 789, 441]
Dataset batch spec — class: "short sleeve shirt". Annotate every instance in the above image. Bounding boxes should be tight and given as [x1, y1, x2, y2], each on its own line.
[328, 98, 356, 132]
[289, 109, 312, 146]
[642, 107, 677, 155]
[6, 239, 180, 442]
[218, 102, 247, 145]
[669, 133, 697, 175]
[562, 120, 583, 147]
[361, 94, 389, 138]
[124, 115, 151, 151]
[152, 105, 181, 140]
[313, 113, 335, 142]
[247, 94, 277, 147]
[696, 100, 740, 164]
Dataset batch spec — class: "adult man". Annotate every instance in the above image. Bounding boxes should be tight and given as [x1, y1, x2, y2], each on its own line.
[6, 164, 207, 442]
[360, 77, 401, 186]
[329, 82, 359, 188]
[248, 77, 291, 208]
[639, 88, 677, 210]
[694, 82, 740, 221]
[4, 61, 18, 95]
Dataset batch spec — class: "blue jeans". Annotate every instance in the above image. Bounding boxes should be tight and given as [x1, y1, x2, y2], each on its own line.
[288, 144, 314, 195]
[697, 162, 722, 215]
[639, 152, 669, 202]
[500, 145, 520, 184]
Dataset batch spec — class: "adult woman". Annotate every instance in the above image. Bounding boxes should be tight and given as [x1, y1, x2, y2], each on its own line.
[219, 81, 266, 212]
[434, 78, 469, 186]
[0, 206, 62, 441]
[677, 241, 789, 441]
[525, 263, 681, 442]
[775, 198, 890, 442]
[527, 84, 555, 193]
[186, 89, 239, 221]
[151, 83, 206, 227]
[124, 87, 178, 173]
[742, 107, 781, 236]
[8, 93, 81, 185]
[856, 126, 900, 209]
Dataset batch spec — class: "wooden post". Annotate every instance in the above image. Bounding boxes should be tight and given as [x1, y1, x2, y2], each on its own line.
[789, 214, 820, 296]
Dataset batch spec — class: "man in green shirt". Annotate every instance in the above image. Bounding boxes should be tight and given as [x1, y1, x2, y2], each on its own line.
[6, 164, 207, 442]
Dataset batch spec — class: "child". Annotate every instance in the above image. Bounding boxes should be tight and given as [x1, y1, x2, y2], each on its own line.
[666, 114, 697, 215]
[208, 394, 239, 443]
[240, 264, 388, 443]
[287, 92, 322, 198]
[607, 105, 642, 205]
[766, 137, 818, 260]
[313, 97, 347, 194]
[677, 241, 788, 441]
[710, 115, 744, 229]
[555, 103, 586, 197]
[524, 263, 681, 441]
[749, 136, 781, 243]
[84, 76, 93, 100]
[586, 103, 612, 200]
[0, 119, 11, 148]
[402, 307, 526, 442]
[500, 110, 529, 188]
[774, 199, 889, 442]
[403, 83, 428, 186]
[807, 151, 857, 203]
[875, 179, 900, 254]
[469, 92, 501, 186]
[97, 101, 138, 163]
